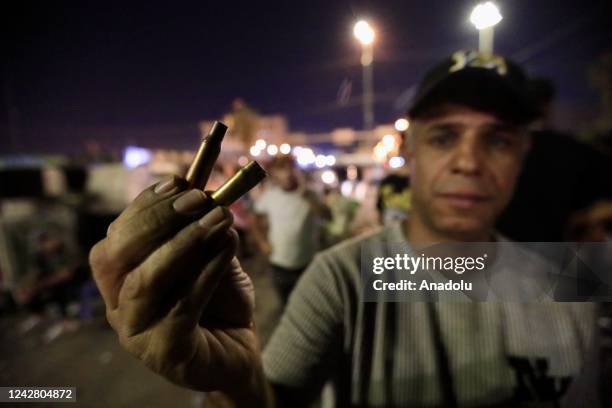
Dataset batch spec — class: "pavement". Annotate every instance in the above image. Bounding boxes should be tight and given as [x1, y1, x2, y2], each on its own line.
[0, 254, 282, 408]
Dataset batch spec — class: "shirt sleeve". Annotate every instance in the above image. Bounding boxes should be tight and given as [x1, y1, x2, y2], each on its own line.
[262, 252, 344, 398]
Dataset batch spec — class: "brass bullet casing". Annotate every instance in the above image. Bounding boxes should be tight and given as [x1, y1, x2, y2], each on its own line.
[211, 161, 267, 206]
[185, 121, 228, 190]
[197, 161, 267, 216]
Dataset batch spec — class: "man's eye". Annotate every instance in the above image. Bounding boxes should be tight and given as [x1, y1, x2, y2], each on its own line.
[429, 133, 455, 147]
[487, 134, 515, 148]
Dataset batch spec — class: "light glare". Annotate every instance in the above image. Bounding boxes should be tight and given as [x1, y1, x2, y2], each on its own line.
[388, 156, 405, 168]
[353, 20, 375, 45]
[124, 146, 152, 168]
[382, 134, 396, 150]
[267, 144, 278, 155]
[394, 118, 409, 132]
[373, 143, 388, 161]
[321, 170, 337, 185]
[315, 154, 327, 168]
[279, 143, 291, 154]
[470, 2, 502, 30]
[296, 147, 316, 166]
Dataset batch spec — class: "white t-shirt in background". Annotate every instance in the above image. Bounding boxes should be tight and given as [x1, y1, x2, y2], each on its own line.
[254, 186, 320, 269]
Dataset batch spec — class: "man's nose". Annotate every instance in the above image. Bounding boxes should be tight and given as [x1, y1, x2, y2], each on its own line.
[450, 139, 483, 176]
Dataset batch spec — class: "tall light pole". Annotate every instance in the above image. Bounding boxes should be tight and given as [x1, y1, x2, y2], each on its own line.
[353, 20, 375, 131]
[470, 2, 502, 55]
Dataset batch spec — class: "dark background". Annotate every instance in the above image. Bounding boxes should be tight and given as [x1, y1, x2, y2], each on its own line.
[2, 0, 611, 153]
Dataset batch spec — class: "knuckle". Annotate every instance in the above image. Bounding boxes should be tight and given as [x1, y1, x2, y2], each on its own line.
[101, 204, 174, 272]
[168, 223, 205, 253]
[100, 233, 132, 272]
[106, 219, 119, 236]
[120, 270, 146, 301]
[107, 188, 164, 238]
[137, 201, 175, 236]
[105, 209, 129, 236]
[133, 185, 158, 205]
[88, 239, 108, 275]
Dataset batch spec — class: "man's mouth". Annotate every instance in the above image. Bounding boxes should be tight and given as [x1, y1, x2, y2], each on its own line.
[436, 192, 491, 209]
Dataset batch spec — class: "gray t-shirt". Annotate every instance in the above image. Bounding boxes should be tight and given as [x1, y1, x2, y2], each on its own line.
[262, 222, 600, 407]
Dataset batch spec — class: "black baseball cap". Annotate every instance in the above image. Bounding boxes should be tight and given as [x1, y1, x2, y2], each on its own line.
[407, 50, 538, 125]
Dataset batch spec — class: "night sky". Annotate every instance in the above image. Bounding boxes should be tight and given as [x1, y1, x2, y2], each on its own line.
[2, 0, 611, 153]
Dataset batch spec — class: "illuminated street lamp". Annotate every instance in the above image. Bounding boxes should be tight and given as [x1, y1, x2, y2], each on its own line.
[353, 20, 375, 130]
[470, 2, 502, 55]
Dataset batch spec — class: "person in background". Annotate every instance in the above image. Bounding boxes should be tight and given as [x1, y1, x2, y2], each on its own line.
[18, 230, 88, 340]
[322, 187, 359, 246]
[376, 171, 411, 226]
[251, 155, 330, 304]
[497, 78, 612, 241]
[567, 200, 612, 242]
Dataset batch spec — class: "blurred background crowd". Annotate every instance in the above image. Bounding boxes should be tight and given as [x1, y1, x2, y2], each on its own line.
[1, 0, 611, 406]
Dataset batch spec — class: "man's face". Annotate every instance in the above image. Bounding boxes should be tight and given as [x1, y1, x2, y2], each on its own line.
[270, 162, 298, 191]
[402, 104, 529, 239]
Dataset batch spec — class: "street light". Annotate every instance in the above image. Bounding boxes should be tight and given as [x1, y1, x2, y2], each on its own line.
[353, 20, 375, 131]
[266, 144, 278, 156]
[279, 143, 291, 154]
[470, 2, 502, 55]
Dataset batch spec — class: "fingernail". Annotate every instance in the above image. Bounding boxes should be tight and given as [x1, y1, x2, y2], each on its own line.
[173, 190, 208, 214]
[154, 177, 176, 194]
[199, 206, 226, 227]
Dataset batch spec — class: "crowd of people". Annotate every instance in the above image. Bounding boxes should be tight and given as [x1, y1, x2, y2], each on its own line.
[2, 49, 612, 406]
